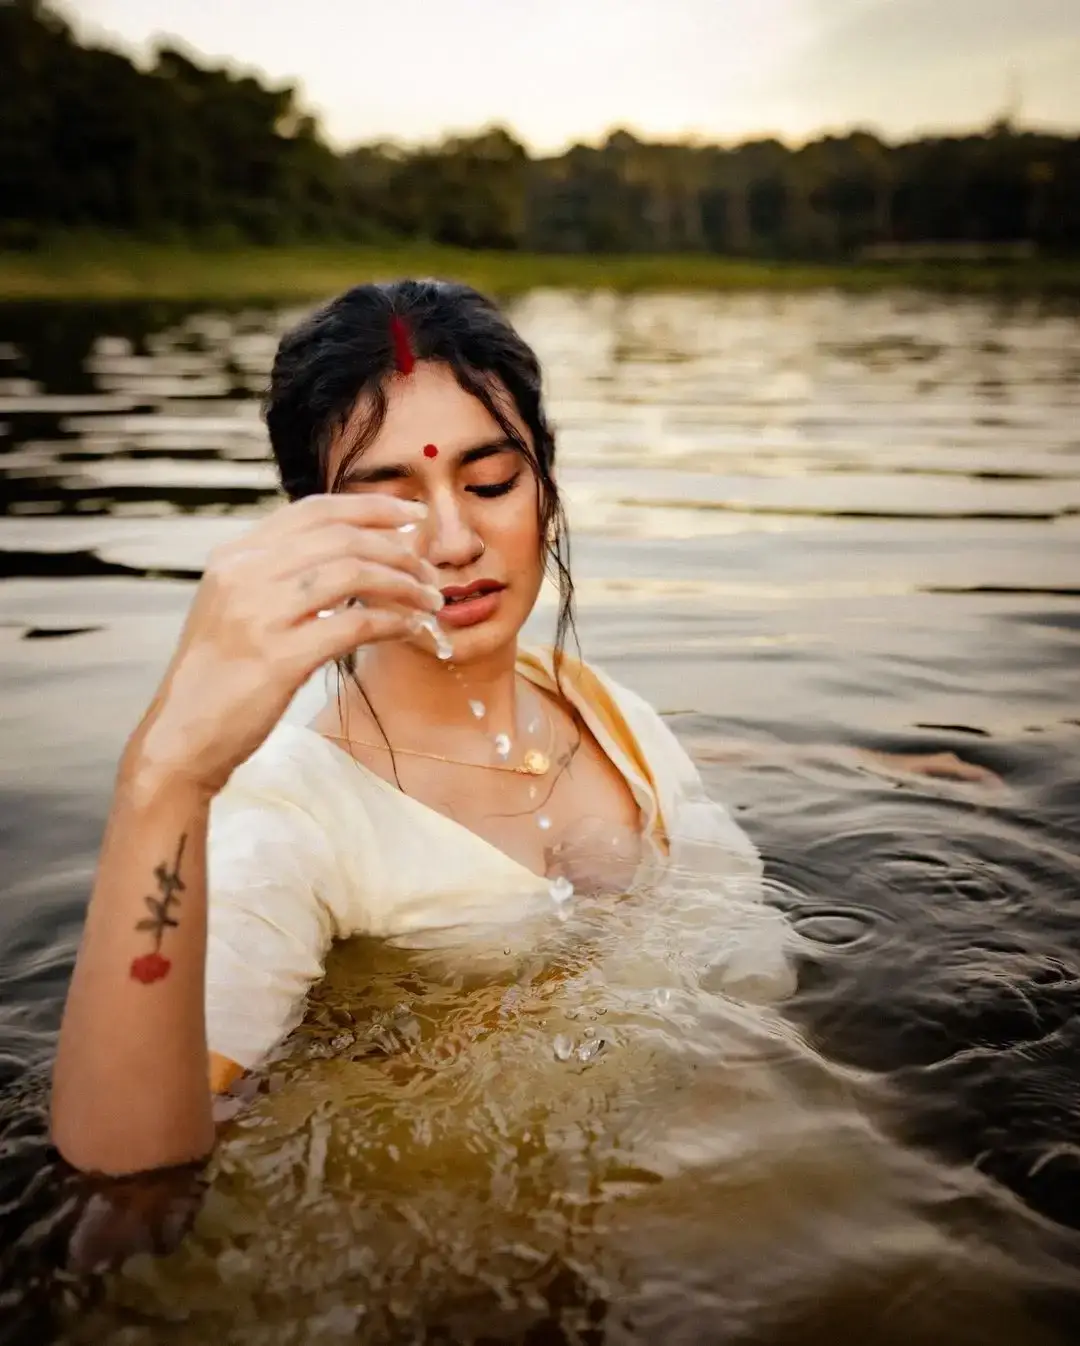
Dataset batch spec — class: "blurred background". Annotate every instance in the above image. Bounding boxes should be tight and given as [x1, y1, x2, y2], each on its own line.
[2, 3, 1080, 1343]
[0, 0, 1079, 290]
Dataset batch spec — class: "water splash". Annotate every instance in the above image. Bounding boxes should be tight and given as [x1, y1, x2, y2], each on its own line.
[413, 614, 453, 661]
[549, 876, 574, 905]
[396, 521, 452, 659]
[575, 1035, 606, 1064]
[552, 1027, 607, 1064]
[552, 1033, 574, 1061]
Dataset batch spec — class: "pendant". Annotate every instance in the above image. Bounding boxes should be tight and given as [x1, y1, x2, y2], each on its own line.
[520, 749, 551, 776]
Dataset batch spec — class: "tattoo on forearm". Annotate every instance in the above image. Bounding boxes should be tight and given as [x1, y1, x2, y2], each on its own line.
[129, 834, 186, 984]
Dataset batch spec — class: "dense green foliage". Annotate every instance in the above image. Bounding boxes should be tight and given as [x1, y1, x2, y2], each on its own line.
[2, 0, 1078, 257]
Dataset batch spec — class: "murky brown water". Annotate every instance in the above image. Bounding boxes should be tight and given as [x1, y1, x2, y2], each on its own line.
[1, 290, 1079, 1344]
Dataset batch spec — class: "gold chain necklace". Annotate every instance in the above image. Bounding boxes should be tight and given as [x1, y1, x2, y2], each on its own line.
[323, 704, 558, 777]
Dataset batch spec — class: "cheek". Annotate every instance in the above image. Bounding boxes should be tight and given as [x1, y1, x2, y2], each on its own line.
[493, 495, 543, 576]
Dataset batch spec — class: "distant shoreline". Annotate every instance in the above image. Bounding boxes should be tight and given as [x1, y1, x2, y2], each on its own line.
[1, 239, 1078, 303]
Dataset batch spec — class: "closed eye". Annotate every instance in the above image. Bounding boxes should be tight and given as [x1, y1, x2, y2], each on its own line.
[467, 473, 520, 499]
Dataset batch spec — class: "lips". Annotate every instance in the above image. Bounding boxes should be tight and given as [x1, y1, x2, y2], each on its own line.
[440, 579, 504, 606]
[438, 579, 505, 630]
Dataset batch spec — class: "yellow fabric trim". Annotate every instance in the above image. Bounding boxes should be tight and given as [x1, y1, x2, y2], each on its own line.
[209, 1049, 243, 1094]
[517, 647, 668, 848]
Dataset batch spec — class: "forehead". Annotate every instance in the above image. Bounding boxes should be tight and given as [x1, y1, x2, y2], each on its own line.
[341, 362, 523, 466]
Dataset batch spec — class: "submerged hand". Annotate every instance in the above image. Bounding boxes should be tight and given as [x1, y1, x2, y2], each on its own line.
[858, 748, 1005, 789]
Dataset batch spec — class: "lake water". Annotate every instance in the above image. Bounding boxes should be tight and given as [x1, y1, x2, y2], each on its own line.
[1, 289, 1079, 1344]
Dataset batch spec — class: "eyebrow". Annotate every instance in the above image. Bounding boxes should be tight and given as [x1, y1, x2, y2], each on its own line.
[340, 437, 519, 486]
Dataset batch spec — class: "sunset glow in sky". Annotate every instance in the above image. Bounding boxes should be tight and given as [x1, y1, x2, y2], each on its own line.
[62, 0, 1080, 151]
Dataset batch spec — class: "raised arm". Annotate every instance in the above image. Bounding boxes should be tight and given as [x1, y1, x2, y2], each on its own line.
[50, 493, 439, 1176]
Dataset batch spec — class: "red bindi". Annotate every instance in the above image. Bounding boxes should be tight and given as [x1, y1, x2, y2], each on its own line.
[422, 443, 439, 459]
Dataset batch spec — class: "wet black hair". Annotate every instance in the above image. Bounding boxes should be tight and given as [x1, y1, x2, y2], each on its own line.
[263, 278, 577, 783]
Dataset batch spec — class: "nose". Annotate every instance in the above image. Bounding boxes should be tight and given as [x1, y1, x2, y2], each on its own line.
[423, 488, 484, 571]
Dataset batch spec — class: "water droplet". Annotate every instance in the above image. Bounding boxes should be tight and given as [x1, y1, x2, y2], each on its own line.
[469, 699, 486, 719]
[537, 815, 552, 830]
[494, 733, 511, 759]
[414, 614, 453, 660]
[527, 717, 540, 735]
[553, 1034, 574, 1061]
[528, 785, 538, 800]
[316, 607, 335, 620]
[548, 876, 574, 905]
[653, 987, 672, 1009]
[397, 522, 419, 536]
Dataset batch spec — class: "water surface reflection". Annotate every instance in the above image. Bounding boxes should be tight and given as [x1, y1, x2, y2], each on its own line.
[1, 290, 1079, 1344]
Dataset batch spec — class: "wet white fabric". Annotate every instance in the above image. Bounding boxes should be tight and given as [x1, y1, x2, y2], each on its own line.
[204, 648, 766, 1070]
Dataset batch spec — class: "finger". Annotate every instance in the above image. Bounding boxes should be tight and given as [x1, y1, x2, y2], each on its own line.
[277, 492, 428, 536]
[286, 604, 418, 674]
[279, 558, 443, 625]
[268, 524, 439, 589]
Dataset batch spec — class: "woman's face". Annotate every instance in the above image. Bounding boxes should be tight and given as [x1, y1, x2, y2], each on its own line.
[325, 361, 545, 664]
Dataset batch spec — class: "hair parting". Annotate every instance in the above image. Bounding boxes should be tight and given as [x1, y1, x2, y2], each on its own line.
[388, 314, 415, 376]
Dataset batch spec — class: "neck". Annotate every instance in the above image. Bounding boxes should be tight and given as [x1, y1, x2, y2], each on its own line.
[341, 637, 526, 743]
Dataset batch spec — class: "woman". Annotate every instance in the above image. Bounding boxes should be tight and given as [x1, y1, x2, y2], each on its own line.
[49, 279, 994, 1180]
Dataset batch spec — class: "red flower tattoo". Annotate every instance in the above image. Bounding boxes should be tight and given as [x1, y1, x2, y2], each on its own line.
[130, 952, 172, 984]
[129, 834, 186, 986]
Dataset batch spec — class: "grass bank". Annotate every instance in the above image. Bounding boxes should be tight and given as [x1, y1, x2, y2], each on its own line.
[1, 238, 1078, 302]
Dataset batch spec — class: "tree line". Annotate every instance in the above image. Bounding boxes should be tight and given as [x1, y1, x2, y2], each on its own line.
[2, 0, 1078, 257]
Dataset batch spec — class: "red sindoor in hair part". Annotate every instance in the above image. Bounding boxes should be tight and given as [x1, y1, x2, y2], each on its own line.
[389, 315, 415, 375]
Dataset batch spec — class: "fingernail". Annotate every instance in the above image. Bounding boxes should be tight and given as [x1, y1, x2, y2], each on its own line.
[424, 586, 445, 610]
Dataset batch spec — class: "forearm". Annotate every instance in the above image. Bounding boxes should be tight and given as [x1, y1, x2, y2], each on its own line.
[51, 751, 216, 1176]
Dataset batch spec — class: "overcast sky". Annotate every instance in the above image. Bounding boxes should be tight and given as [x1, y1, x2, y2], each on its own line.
[61, 0, 1080, 152]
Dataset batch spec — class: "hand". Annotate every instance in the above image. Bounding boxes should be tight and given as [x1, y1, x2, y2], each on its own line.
[127, 493, 441, 798]
[859, 748, 1004, 789]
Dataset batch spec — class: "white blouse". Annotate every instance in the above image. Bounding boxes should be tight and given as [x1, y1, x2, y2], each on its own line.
[204, 648, 783, 1071]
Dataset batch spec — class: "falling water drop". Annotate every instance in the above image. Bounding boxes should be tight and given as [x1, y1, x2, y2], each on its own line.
[494, 733, 511, 759]
[548, 876, 574, 905]
[413, 614, 453, 661]
[537, 815, 552, 831]
[469, 699, 486, 719]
